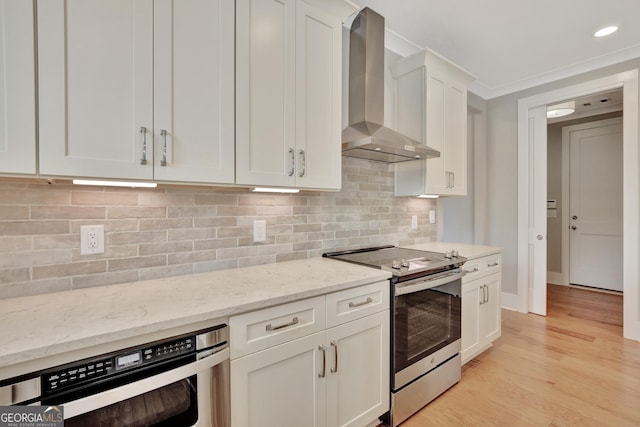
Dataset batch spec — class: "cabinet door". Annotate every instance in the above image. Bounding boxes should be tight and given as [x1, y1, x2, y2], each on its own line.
[442, 80, 467, 196]
[236, 0, 296, 187]
[326, 311, 390, 427]
[230, 332, 327, 427]
[481, 273, 502, 344]
[153, 0, 234, 184]
[461, 280, 481, 365]
[0, 0, 36, 175]
[424, 70, 447, 194]
[294, 1, 341, 190]
[38, 0, 154, 180]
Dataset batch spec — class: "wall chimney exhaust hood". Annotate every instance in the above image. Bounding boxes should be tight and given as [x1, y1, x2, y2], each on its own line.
[342, 8, 439, 163]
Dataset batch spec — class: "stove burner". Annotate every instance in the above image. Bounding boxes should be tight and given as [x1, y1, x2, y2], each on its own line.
[323, 245, 466, 277]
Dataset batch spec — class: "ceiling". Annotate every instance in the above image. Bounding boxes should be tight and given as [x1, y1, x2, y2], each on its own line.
[350, 0, 640, 99]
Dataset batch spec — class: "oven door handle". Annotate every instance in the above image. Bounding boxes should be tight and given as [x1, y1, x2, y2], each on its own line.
[60, 347, 229, 419]
[394, 270, 463, 296]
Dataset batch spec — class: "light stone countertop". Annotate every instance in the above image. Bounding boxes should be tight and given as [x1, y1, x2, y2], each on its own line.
[402, 241, 503, 260]
[0, 258, 390, 380]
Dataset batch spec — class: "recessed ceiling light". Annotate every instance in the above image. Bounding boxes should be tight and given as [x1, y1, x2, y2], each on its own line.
[595, 26, 618, 37]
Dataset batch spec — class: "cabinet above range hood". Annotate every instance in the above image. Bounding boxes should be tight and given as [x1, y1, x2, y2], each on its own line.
[342, 8, 439, 163]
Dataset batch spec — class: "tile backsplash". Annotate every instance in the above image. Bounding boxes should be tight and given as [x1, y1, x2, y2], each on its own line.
[0, 158, 437, 299]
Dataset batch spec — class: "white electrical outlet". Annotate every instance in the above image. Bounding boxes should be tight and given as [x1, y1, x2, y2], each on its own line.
[253, 220, 266, 243]
[81, 225, 105, 255]
[429, 210, 436, 224]
[411, 215, 418, 229]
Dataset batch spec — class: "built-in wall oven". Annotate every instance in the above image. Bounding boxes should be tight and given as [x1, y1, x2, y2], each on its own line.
[324, 246, 465, 426]
[0, 324, 230, 427]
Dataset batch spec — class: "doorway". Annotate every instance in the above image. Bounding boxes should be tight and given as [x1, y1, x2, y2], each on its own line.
[516, 70, 640, 341]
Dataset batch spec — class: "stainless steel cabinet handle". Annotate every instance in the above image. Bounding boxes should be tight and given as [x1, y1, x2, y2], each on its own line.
[318, 345, 326, 378]
[288, 148, 295, 176]
[330, 341, 338, 373]
[265, 316, 299, 331]
[348, 297, 373, 308]
[298, 149, 306, 177]
[160, 130, 168, 166]
[485, 284, 489, 303]
[463, 267, 479, 274]
[139, 126, 148, 165]
[450, 171, 455, 188]
[487, 261, 499, 267]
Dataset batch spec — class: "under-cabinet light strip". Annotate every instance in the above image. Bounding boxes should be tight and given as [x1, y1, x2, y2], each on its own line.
[73, 179, 157, 188]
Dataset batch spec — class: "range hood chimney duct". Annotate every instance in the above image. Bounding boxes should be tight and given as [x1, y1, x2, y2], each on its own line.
[342, 8, 439, 163]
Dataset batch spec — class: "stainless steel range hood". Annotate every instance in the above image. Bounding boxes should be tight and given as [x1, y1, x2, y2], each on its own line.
[342, 8, 439, 163]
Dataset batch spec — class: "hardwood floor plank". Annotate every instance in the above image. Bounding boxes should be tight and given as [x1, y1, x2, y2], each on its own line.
[398, 284, 640, 426]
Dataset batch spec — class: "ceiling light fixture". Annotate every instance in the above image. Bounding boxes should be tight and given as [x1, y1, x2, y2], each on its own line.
[594, 26, 618, 37]
[72, 179, 157, 188]
[546, 101, 575, 118]
[252, 187, 300, 193]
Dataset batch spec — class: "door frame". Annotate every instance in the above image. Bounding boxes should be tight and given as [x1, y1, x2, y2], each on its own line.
[516, 70, 640, 341]
[561, 117, 624, 287]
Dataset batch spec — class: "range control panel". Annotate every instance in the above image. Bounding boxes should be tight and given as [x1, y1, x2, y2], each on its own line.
[42, 335, 195, 395]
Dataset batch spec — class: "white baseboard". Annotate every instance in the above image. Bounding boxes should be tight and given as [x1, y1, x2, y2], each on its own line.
[501, 292, 521, 312]
[547, 271, 564, 285]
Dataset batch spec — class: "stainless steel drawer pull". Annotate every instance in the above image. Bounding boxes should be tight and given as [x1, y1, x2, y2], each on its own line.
[330, 341, 338, 373]
[463, 267, 479, 274]
[487, 261, 499, 267]
[160, 129, 168, 166]
[299, 149, 306, 177]
[288, 148, 295, 176]
[348, 297, 373, 308]
[139, 126, 148, 165]
[318, 345, 326, 378]
[265, 316, 299, 331]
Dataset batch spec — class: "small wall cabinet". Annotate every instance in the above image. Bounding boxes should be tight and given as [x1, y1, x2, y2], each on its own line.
[461, 254, 502, 364]
[235, 0, 342, 190]
[0, 0, 36, 176]
[230, 281, 390, 427]
[37, 0, 235, 184]
[392, 50, 475, 197]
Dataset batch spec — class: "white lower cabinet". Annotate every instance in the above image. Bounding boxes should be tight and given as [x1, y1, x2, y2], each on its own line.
[230, 282, 390, 427]
[461, 255, 502, 365]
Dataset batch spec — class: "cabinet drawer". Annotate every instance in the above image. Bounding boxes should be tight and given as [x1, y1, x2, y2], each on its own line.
[230, 296, 325, 359]
[461, 259, 482, 282]
[326, 281, 389, 328]
[483, 255, 502, 275]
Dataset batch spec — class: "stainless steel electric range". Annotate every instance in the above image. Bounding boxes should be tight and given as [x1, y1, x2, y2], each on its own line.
[323, 245, 466, 426]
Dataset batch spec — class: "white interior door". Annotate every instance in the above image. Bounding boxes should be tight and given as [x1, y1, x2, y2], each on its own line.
[528, 105, 548, 315]
[569, 119, 623, 291]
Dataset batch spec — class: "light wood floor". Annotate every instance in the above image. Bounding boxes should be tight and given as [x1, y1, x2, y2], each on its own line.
[401, 284, 640, 426]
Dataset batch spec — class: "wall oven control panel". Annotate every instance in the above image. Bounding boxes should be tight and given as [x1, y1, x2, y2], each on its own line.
[42, 334, 197, 395]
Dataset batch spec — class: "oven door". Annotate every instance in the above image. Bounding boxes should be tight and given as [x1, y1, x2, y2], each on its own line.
[392, 269, 462, 389]
[57, 348, 229, 427]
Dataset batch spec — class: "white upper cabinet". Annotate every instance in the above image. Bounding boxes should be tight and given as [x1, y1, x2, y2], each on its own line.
[0, 1, 37, 175]
[393, 50, 475, 197]
[38, 0, 234, 184]
[235, 0, 342, 190]
[153, 0, 235, 184]
[38, 0, 154, 180]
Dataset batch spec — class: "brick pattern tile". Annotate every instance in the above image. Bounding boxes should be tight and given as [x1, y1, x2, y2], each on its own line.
[0, 158, 437, 298]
